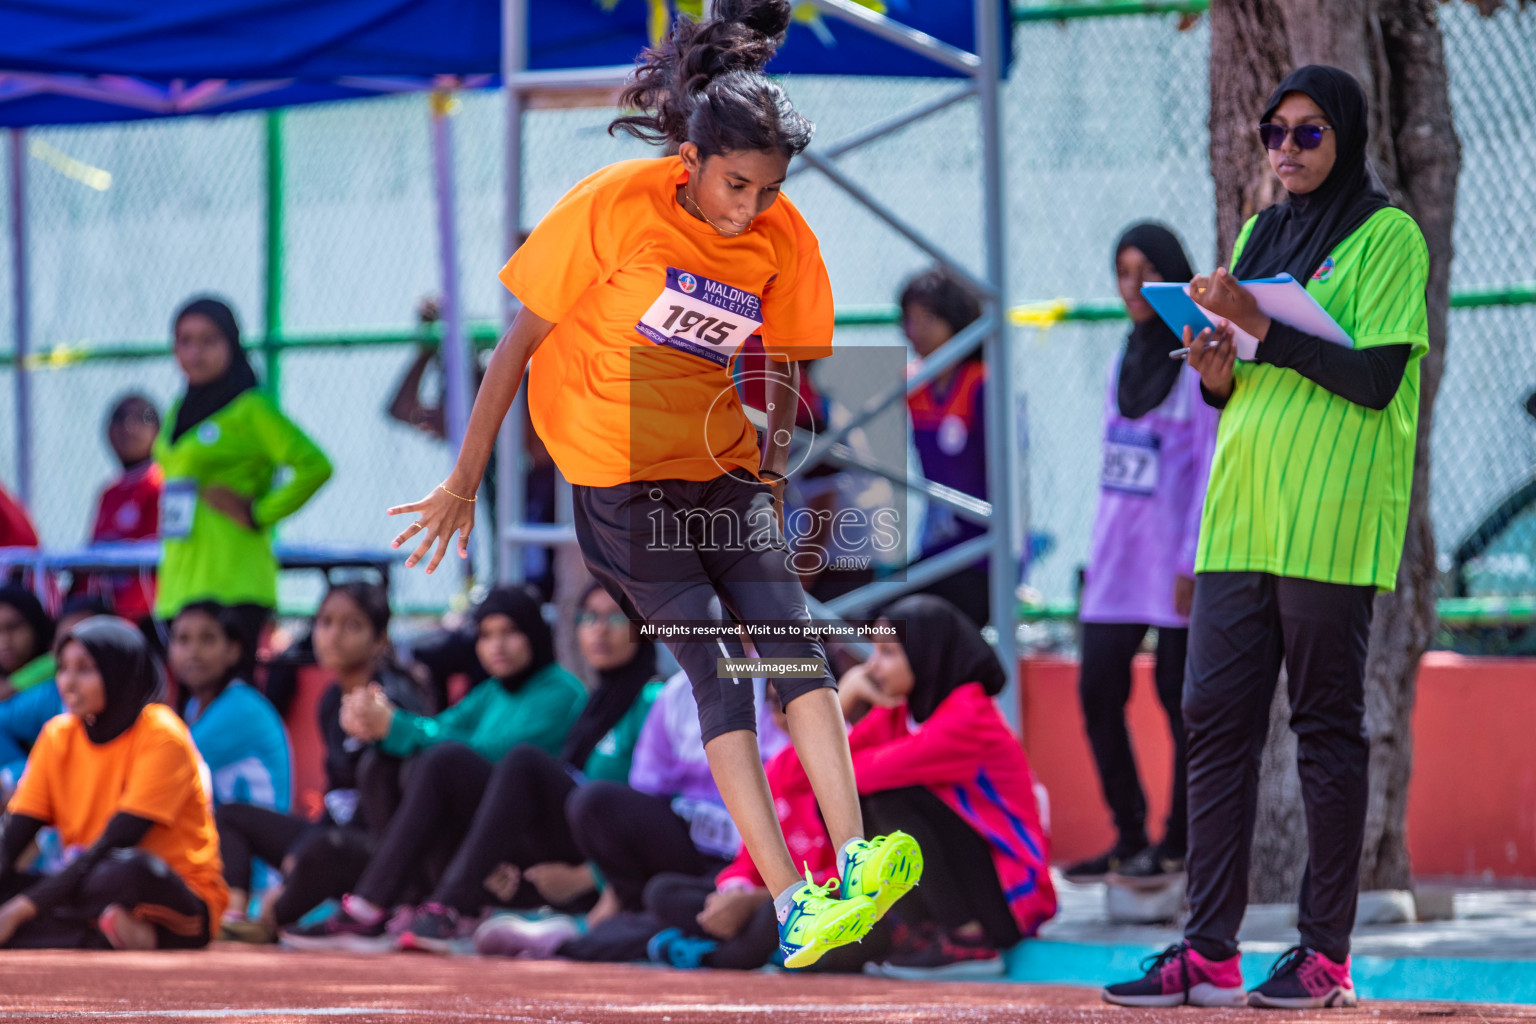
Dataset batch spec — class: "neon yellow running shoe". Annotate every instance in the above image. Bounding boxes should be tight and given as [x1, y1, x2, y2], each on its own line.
[839, 831, 924, 920]
[778, 873, 878, 970]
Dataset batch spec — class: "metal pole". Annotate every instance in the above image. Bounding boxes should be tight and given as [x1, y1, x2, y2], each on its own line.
[498, 0, 529, 584]
[975, 0, 1021, 727]
[804, 0, 982, 73]
[430, 89, 474, 585]
[9, 130, 32, 507]
[262, 110, 284, 401]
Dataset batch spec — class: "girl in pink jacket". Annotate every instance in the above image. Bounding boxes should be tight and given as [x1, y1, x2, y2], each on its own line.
[841, 595, 1056, 979]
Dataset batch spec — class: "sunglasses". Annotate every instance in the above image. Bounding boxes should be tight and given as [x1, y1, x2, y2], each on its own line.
[1258, 123, 1334, 150]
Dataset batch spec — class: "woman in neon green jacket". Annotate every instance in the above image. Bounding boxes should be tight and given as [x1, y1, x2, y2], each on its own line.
[154, 298, 332, 674]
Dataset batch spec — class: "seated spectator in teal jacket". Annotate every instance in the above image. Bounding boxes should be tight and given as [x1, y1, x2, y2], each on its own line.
[340, 586, 585, 764]
[173, 602, 292, 812]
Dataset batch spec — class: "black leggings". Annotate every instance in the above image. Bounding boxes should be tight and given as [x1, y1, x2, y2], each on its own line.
[1078, 622, 1189, 855]
[862, 786, 1021, 948]
[566, 780, 726, 912]
[215, 803, 372, 927]
[1182, 572, 1375, 965]
[574, 478, 835, 744]
[432, 745, 586, 915]
[354, 743, 493, 908]
[0, 849, 209, 949]
[356, 747, 411, 843]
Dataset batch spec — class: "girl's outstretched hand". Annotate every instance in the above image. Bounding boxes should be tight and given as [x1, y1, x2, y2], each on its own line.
[388, 483, 476, 574]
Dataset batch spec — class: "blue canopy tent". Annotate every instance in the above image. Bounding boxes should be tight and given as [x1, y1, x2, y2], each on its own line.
[0, 0, 1004, 126]
[1, 0, 1023, 704]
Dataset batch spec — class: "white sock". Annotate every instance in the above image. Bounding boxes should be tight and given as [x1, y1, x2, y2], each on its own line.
[341, 894, 383, 925]
[836, 837, 865, 882]
[774, 881, 808, 925]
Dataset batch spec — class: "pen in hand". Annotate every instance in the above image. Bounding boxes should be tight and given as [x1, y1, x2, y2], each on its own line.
[1169, 342, 1217, 360]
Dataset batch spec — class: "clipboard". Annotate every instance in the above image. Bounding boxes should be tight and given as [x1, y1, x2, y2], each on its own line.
[1141, 274, 1351, 361]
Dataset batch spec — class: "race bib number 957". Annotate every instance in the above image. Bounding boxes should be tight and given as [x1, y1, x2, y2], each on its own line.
[635, 268, 764, 367]
[1102, 425, 1161, 496]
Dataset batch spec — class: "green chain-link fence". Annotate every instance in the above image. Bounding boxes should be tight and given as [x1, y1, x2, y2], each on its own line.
[1, 2, 1532, 623]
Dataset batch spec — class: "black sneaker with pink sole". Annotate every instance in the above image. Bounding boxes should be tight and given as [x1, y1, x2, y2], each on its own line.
[866, 922, 1005, 981]
[397, 902, 461, 954]
[1247, 946, 1358, 1009]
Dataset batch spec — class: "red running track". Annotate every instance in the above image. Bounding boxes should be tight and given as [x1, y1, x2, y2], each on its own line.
[0, 946, 1530, 1024]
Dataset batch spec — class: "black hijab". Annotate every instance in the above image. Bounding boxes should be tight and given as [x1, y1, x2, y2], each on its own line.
[170, 297, 259, 444]
[1115, 222, 1196, 420]
[1232, 65, 1391, 284]
[60, 616, 164, 745]
[0, 585, 54, 669]
[473, 585, 556, 694]
[879, 595, 1005, 724]
[560, 583, 658, 770]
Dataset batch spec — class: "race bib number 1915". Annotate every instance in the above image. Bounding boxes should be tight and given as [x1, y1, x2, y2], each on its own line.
[635, 268, 764, 367]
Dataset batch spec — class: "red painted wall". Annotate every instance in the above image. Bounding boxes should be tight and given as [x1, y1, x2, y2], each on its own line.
[1019, 652, 1536, 880]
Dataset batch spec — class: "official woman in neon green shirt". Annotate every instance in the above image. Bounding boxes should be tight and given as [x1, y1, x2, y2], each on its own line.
[154, 298, 333, 674]
[1103, 66, 1428, 1010]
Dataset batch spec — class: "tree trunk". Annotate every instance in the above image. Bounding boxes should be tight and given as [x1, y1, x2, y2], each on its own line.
[1357, 0, 1460, 893]
[1205, 0, 1461, 903]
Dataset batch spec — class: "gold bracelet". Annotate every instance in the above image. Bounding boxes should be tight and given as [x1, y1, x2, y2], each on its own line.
[438, 483, 477, 503]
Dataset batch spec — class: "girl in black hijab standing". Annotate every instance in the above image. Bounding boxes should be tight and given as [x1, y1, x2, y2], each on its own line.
[155, 297, 333, 678]
[1105, 66, 1428, 1010]
[1065, 224, 1217, 886]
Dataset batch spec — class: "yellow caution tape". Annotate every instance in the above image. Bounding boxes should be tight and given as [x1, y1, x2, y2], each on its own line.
[22, 344, 87, 371]
[1008, 299, 1072, 329]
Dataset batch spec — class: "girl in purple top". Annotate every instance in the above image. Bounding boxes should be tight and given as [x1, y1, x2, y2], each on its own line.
[902, 267, 991, 629]
[1065, 223, 1217, 886]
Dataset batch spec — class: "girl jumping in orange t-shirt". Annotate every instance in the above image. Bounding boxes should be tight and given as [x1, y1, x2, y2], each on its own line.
[389, 0, 920, 969]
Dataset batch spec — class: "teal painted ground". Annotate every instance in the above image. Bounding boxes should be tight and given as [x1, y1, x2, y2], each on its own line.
[1006, 940, 1536, 1006]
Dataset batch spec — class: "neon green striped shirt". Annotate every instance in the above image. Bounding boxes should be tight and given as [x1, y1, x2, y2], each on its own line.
[153, 390, 333, 616]
[1195, 207, 1428, 591]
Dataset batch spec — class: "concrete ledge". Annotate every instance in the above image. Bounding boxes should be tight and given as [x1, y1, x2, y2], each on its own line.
[1004, 939, 1536, 1006]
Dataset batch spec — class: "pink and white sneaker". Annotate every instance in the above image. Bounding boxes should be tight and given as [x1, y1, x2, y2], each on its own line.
[1247, 946, 1358, 1009]
[1102, 942, 1247, 1007]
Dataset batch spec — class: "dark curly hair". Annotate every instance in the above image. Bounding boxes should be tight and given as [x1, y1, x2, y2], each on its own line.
[321, 581, 392, 639]
[899, 267, 984, 336]
[608, 0, 813, 159]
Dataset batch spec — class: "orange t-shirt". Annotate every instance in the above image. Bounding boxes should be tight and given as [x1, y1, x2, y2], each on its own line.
[499, 156, 834, 487]
[9, 704, 230, 925]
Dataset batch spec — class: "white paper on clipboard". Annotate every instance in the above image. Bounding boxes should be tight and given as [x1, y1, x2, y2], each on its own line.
[1188, 273, 1352, 360]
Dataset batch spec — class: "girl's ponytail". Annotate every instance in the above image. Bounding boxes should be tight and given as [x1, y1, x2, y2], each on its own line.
[609, 0, 812, 159]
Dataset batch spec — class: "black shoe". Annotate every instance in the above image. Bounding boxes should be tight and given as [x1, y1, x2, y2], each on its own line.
[1062, 843, 1144, 883]
[868, 923, 1004, 981]
[1246, 946, 1358, 1009]
[1101, 941, 1246, 1008]
[279, 901, 392, 952]
[1109, 845, 1187, 888]
[398, 902, 460, 954]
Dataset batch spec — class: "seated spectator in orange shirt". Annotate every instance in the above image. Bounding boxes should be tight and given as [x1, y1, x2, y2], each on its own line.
[0, 617, 227, 950]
